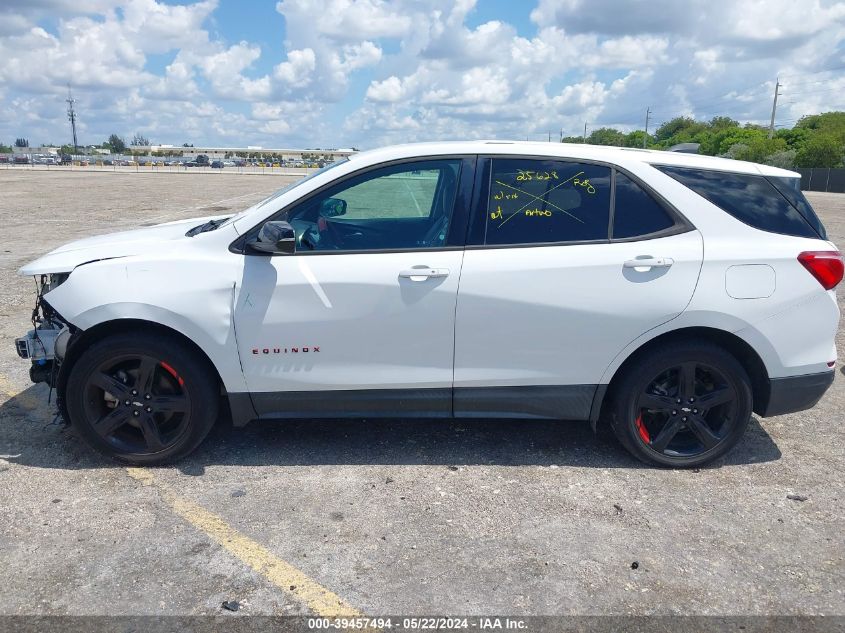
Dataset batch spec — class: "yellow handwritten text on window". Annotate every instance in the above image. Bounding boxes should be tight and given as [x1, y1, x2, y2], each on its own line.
[515, 170, 558, 182]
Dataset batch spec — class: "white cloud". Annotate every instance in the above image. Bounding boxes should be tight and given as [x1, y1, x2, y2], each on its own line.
[273, 48, 317, 87]
[276, 0, 412, 42]
[1, 0, 844, 148]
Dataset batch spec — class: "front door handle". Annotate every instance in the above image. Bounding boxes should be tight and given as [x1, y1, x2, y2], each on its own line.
[399, 268, 450, 280]
[623, 257, 674, 269]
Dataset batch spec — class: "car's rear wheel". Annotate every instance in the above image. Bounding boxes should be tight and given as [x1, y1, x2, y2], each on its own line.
[65, 331, 218, 465]
[609, 341, 752, 467]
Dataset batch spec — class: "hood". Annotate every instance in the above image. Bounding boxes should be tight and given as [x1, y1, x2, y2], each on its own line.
[19, 215, 228, 276]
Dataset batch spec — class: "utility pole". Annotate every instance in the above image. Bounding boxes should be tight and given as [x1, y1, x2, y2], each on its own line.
[559, 128, 563, 142]
[768, 78, 782, 139]
[583, 122, 587, 143]
[643, 106, 651, 148]
[66, 84, 78, 154]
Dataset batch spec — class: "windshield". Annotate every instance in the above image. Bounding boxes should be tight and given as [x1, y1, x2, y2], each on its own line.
[220, 158, 350, 227]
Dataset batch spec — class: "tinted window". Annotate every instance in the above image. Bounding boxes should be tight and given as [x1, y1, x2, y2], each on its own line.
[613, 172, 675, 238]
[657, 165, 818, 239]
[284, 160, 461, 251]
[768, 176, 827, 239]
[485, 159, 611, 245]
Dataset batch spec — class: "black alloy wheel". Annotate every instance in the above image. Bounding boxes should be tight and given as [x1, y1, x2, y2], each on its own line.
[610, 341, 752, 467]
[634, 361, 738, 457]
[65, 332, 219, 464]
[83, 353, 192, 454]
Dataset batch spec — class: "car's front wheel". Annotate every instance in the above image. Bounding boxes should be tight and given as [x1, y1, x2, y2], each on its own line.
[610, 341, 753, 468]
[65, 331, 219, 464]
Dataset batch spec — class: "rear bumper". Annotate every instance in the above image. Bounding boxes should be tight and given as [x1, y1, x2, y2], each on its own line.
[758, 370, 835, 417]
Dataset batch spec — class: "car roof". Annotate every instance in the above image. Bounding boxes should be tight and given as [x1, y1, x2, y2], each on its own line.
[347, 140, 799, 178]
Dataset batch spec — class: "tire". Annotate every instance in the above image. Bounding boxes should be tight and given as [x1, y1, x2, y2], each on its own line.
[609, 340, 752, 468]
[65, 331, 219, 465]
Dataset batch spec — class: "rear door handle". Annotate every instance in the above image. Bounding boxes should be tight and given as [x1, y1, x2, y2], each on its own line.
[623, 257, 674, 269]
[399, 268, 450, 280]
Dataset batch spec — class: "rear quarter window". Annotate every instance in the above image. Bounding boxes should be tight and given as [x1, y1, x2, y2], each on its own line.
[612, 172, 676, 239]
[655, 165, 821, 239]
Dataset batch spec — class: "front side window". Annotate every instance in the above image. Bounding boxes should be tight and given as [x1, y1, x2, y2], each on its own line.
[284, 159, 461, 251]
[484, 159, 611, 245]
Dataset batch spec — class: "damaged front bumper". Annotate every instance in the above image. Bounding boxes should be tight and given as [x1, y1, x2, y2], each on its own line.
[15, 273, 72, 386]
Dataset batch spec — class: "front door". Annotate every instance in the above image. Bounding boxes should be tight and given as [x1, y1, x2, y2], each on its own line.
[234, 157, 473, 418]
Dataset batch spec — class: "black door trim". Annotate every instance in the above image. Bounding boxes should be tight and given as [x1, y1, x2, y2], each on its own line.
[228, 384, 601, 426]
[453, 385, 597, 420]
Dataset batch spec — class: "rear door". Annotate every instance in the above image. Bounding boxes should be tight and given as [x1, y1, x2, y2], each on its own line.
[453, 156, 704, 419]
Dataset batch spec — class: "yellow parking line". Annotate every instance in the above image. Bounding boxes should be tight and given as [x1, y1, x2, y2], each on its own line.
[126, 468, 361, 616]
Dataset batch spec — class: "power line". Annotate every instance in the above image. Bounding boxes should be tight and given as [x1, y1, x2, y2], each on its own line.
[777, 64, 845, 80]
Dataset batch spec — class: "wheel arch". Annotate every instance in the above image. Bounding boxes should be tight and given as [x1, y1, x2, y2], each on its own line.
[56, 318, 257, 427]
[591, 326, 771, 430]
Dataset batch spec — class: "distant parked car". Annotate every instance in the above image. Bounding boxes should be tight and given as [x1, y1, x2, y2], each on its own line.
[211, 160, 224, 169]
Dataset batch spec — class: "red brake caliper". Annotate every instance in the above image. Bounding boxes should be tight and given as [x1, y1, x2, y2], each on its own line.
[635, 413, 650, 443]
[159, 361, 184, 387]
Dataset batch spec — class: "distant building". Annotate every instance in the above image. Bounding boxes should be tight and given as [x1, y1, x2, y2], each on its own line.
[128, 145, 357, 161]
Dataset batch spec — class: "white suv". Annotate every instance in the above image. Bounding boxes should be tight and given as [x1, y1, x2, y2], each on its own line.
[16, 142, 842, 467]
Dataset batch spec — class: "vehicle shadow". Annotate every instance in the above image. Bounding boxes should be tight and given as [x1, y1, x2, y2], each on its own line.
[0, 383, 782, 473]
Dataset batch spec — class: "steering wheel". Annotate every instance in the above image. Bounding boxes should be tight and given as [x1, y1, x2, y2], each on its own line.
[316, 217, 343, 250]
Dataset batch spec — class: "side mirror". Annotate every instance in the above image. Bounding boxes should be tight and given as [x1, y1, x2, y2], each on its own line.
[319, 197, 347, 218]
[248, 220, 296, 255]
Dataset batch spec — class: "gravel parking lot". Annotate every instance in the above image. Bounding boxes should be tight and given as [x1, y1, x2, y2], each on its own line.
[0, 171, 842, 618]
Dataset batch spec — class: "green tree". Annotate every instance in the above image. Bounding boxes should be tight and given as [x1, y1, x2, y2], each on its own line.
[794, 135, 843, 168]
[195, 154, 209, 165]
[0, 143, 12, 153]
[795, 112, 845, 144]
[587, 127, 626, 146]
[724, 136, 786, 163]
[14, 138, 29, 148]
[762, 150, 797, 169]
[107, 134, 126, 154]
[653, 117, 706, 144]
[623, 130, 650, 148]
[708, 116, 739, 130]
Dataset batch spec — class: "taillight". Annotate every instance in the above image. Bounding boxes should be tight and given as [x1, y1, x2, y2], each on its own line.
[797, 251, 844, 290]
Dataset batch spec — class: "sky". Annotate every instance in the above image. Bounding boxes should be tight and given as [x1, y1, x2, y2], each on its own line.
[1, 0, 844, 150]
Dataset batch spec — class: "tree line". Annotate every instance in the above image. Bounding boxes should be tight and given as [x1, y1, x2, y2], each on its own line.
[5, 112, 845, 168]
[564, 111, 845, 168]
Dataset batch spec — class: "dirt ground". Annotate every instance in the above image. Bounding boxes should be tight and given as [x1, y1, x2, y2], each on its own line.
[0, 171, 842, 618]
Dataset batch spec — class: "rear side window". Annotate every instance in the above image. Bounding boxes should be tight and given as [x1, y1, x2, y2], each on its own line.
[613, 172, 675, 238]
[656, 165, 820, 239]
[485, 158, 611, 245]
[768, 176, 827, 239]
